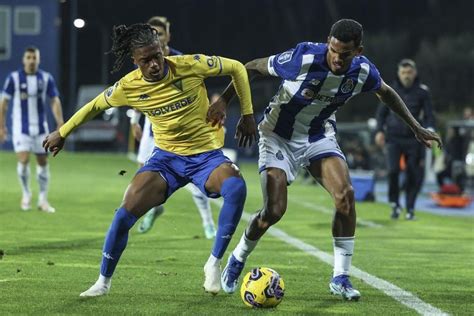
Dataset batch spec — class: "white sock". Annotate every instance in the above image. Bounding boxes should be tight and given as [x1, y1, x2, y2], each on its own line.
[206, 254, 221, 267]
[36, 164, 50, 203]
[333, 236, 355, 277]
[17, 162, 31, 197]
[232, 232, 259, 263]
[97, 274, 111, 287]
[190, 186, 214, 227]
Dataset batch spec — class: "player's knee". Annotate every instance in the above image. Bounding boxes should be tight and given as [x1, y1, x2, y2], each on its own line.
[261, 202, 286, 226]
[334, 185, 354, 215]
[220, 176, 247, 205]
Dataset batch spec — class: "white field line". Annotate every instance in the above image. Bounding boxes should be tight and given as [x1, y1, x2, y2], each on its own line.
[288, 197, 383, 228]
[200, 191, 448, 316]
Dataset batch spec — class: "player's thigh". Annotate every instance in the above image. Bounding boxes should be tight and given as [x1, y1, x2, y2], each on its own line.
[205, 162, 242, 194]
[122, 171, 168, 217]
[260, 167, 288, 215]
[308, 156, 352, 197]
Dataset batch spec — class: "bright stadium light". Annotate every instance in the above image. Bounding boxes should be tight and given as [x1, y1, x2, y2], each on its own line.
[73, 18, 85, 28]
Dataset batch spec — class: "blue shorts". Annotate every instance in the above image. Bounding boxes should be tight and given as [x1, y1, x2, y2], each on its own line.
[137, 147, 232, 200]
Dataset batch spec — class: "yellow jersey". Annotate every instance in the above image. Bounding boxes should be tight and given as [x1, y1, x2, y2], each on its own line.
[59, 54, 253, 155]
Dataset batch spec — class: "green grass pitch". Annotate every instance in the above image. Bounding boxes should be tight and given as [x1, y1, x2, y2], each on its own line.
[0, 151, 472, 315]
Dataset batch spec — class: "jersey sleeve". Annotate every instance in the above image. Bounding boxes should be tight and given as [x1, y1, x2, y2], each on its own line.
[362, 61, 382, 92]
[189, 54, 253, 115]
[189, 54, 225, 78]
[267, 43, 308, 80]
[2, 74, 14, 100]
[58, 80, 128, 138]
[46, 75, 60, 98]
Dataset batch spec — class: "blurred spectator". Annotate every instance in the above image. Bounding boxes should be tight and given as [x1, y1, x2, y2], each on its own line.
[463, 107, 473, 120]
[375, 59, 435, 220]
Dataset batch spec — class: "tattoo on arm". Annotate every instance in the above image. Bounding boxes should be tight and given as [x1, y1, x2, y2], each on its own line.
[376, 81, 421, 131]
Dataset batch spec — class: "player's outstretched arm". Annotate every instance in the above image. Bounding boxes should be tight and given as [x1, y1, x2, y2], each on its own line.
[219, 57, 270, 104]
[375, 80, 442, 148]
[42, 93, 113, 156]
[205, 57, 257, 147]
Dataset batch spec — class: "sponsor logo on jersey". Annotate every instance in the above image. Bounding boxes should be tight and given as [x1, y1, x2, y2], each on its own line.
[207, 57, 216, 68]
[340, 78, 355, 94]
[144, 95, 197, 116]
[310, 79, 320, 86]
[277, 51, 293, 64]
[301, 88, 315, 100]
[106, 86, 114, 98]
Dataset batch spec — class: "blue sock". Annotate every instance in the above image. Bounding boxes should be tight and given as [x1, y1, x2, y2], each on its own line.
[100, 207, 138, 277]
[212, 177, 247, 259]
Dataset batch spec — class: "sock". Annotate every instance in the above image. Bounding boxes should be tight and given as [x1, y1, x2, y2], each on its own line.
[205, 254, 221, 267]
[17, 162, 31, 197]
[36, 164, 50, 203]
[97, 274, 112, 287]
[191, 189, 214, 227]
[211, 177, 246, 259]
[232, 232, 259, 263]
[100, 207, 138, 277]
[333, 236, 355, 277]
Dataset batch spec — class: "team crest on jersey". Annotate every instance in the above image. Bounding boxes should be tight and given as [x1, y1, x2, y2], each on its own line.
[301, 88, 315, 100]
[20, 92, 28, 100]
[277, 51, 293, 64]
[37, 80, 43, 90]
[340, 79, 355, 94]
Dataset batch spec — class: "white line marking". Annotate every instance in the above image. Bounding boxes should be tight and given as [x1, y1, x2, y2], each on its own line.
[203, 193, 448, 316]
[288, 197, 383, 228]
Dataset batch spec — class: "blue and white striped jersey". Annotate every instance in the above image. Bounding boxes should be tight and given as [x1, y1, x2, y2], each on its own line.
[2, 69, 59, 136]
[261, 42, 381, 142]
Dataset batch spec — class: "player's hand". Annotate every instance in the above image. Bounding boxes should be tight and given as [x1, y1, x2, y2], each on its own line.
[375, 131, 385, 147]
[0, 127, 7, 144]
[235, 114, 257, 147]
[207, 97, 226, 128]
[131, 123, 143, 141]
[42, 131, 65, 157]
[413, 126, 442, 149]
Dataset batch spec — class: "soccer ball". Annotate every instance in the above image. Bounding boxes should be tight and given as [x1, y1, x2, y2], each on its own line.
[240, 267, 285, 308]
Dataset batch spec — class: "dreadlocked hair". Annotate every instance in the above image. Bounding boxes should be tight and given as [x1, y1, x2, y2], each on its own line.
[109, 23, 158, 73]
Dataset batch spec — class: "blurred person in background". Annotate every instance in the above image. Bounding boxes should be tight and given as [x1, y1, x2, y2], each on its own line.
[130, 16, 216, 238]
[375, 59, 436, 220]
[0, 46, 64, 213]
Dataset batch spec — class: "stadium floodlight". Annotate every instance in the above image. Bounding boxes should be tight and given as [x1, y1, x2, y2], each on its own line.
[73, 18, 85, 28]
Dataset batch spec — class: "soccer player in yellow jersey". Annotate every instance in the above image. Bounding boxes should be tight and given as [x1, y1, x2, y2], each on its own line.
[43, 23, 257, 297]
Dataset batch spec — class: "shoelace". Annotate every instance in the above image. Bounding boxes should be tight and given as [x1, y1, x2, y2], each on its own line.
[226, 260, 244, 282]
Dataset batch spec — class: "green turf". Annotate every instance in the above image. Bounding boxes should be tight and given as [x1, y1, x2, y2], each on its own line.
[0, 151, 472, 315]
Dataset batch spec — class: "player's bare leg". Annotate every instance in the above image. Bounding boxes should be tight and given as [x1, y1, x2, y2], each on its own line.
[80, 171, 167, 297]
[16, 151, 31, 211]
[308, 156, 360, 301]
[222, 167, 287, 294]
[35, 154, 55, 213]
[203, 163, 246, 295]
[136, 162, 165, 233]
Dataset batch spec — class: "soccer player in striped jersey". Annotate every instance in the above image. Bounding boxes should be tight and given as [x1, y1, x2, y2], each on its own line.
[217, 19, 442, 301]
[130, 16, 216, 238]
[0, 46, 64, 213]
[43, 24, 256, 297]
